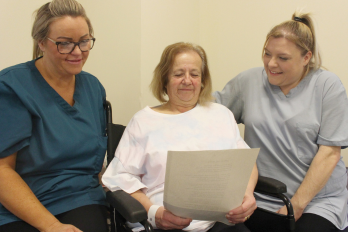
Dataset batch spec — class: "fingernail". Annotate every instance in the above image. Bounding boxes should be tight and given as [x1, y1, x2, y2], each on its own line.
[229, 212, 233, 215]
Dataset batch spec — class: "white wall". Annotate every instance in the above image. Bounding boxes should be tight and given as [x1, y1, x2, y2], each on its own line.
[140, 0, 200, 108]
[81, 0, 141, 125]
[0, 0, 142, 125]
[200, 0, 348, 93]
[1, 1, 347, 158]
[0, 1, 46, 68]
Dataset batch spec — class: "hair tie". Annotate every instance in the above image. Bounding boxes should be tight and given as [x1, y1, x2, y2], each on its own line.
[294, 17, 303, 23]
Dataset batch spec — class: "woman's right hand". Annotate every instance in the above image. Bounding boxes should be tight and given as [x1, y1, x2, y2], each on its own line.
[155, 206, 192, 230]
[0, 153, 82, 232]
[42, 221, 82, 232]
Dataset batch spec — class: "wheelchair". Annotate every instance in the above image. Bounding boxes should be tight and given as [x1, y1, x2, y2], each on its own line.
[104, 101, 295, 232]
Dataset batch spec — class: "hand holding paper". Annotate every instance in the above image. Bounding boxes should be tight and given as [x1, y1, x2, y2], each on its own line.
[226, 190, 257, 224]
[155, 206, 192, 230]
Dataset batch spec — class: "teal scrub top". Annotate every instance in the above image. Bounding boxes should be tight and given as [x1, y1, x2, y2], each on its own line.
[0, 58, 107, 226]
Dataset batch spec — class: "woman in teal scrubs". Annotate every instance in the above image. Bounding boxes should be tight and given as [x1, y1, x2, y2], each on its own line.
[0, 0, 108, 231]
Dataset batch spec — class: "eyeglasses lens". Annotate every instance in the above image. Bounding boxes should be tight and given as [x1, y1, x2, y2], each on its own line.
[58, 39, 94, 54]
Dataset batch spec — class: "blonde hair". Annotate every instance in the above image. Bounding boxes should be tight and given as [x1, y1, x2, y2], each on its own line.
[31, 0, 93, 59]
[262, 12, 322, 77]
[150, 42, 213, 105]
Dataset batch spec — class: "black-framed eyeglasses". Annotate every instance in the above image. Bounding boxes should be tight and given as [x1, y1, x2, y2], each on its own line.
[47, 37, 96, 54]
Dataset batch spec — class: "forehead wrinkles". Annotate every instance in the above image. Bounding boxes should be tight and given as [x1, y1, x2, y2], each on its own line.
[173, 61, 200, 69]
[172, 67, 201, 75]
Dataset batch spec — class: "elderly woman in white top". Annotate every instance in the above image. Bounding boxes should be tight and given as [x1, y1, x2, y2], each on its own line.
[103, 42, 257, 232]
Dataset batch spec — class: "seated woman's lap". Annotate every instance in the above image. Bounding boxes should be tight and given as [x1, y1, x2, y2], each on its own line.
[0, 204, 108, 232]
[208, 222, 250, 232]
[0, 221, 39, 232]
[245, 208, 340, 232]
[295, 213, 340, 232]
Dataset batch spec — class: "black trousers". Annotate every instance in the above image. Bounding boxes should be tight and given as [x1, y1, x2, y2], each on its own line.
[0, 204, 108, 232]
[141, 222, 250, 232]
[244, 208, 341, 232]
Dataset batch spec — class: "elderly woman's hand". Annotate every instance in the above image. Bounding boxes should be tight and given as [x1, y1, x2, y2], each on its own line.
[225, 192, 257, 224]
[155, 206, 192, 230]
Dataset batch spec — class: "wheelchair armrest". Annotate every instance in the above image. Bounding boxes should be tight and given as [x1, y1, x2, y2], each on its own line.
[106, 190, 148, 223]
[254, 175, 295, 228]
[255, 176, 287, 194]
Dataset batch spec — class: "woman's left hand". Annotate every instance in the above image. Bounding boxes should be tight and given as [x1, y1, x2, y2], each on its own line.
[225, 193, 257, 224]
[276, 203, 303, 221]
[276, 145, 341, 222]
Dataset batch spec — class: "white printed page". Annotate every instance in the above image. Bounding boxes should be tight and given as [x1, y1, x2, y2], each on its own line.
[163, 148, 259, 225]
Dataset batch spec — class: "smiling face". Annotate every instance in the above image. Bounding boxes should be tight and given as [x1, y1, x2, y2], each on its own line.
[39, 16, 91, 78]
[263, 37, 312, 95]
[166, 51, 202, 108]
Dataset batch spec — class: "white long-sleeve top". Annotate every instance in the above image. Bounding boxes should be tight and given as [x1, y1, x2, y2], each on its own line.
[102, 103, 249, 231]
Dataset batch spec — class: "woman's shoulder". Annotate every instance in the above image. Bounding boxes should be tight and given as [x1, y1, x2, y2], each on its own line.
[238, 67, 264, 79]
[307, 69, 347, 98]
[311, 69, 344, 88]
[199, 102, 235, 117]
[226, 67, 265, 87]
[221, 67, 265, 93]
[127, 106, 154, 125]
[0, 60, 34, 80]
[204, 102, 229, 110]
[132, 106, 150, 118]
[78, 70, 102, 84]
[314, 69, 340, 79]
[124, 106, 162, 138]
[243, 66, 264, 74]
[0, 60, 38, 96]
[77, 70, 105, 94]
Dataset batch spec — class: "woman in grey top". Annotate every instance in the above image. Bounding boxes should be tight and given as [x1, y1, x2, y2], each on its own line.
[215, 12, 348, 232]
